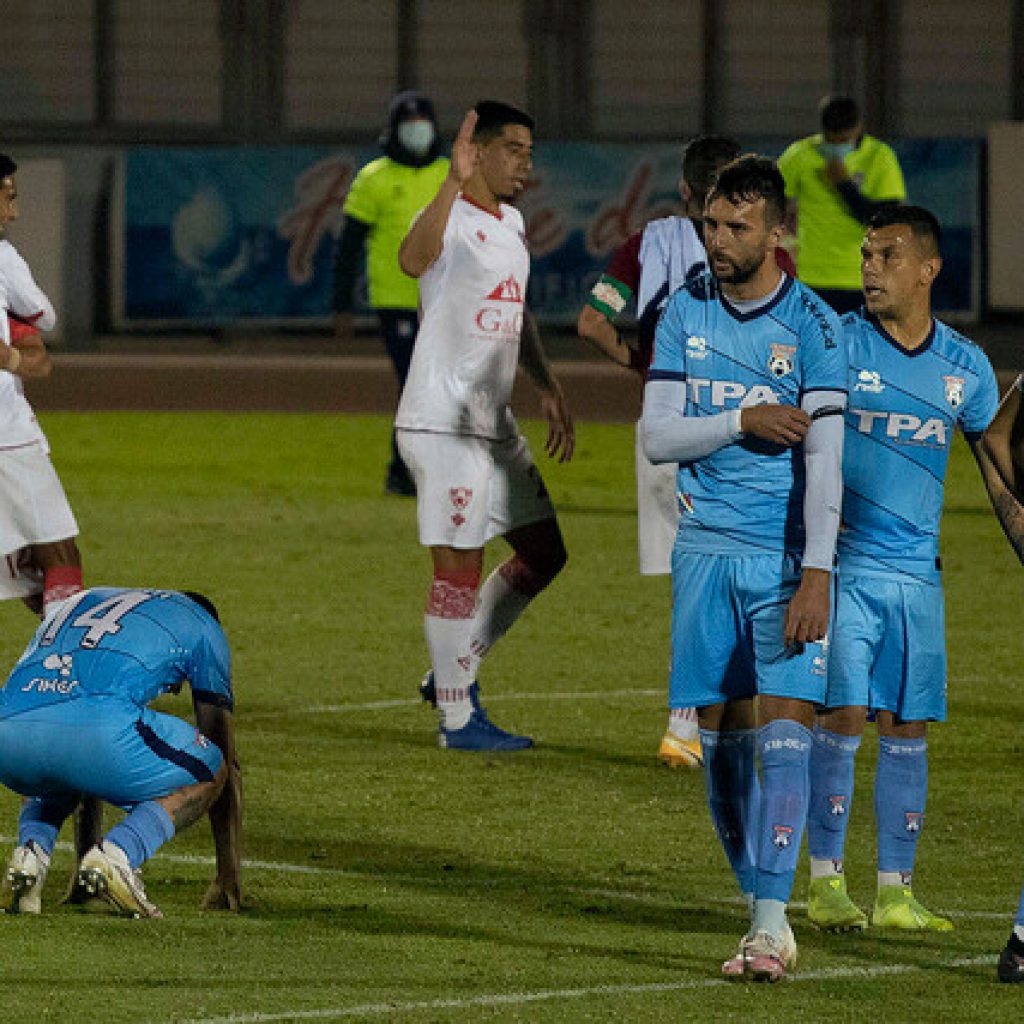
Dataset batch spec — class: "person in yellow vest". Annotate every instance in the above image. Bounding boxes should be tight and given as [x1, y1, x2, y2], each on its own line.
[778, 95, 905, 315]
[333, 92, 449, 496]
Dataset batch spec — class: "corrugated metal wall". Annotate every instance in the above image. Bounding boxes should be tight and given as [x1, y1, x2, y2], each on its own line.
[0, 0, 1016, 139]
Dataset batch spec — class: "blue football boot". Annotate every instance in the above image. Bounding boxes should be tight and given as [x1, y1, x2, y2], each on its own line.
[438, 708, 533, 751]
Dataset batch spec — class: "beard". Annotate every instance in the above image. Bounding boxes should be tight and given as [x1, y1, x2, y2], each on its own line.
[711, 250, 763, 285]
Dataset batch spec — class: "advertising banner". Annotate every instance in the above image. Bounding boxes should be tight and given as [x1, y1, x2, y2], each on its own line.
[114, 138, 979, 329]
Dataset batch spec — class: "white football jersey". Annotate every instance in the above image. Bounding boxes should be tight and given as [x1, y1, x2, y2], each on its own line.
[0, 239, 55, 448]
[396, 196, 529, 440]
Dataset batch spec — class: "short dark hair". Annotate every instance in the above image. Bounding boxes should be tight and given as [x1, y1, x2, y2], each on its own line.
[867, 203, 942, 256]
[819, 95, 860, 133]
[181, 590, 221, 623]
[707, 154, 786, 226]
[472, 100, 534, 142]
[0, 153, 16, 179]
[682, 135, 741, 208]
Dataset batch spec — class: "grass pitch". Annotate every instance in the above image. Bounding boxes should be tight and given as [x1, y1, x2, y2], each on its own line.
[0, 411, 1023, 1022]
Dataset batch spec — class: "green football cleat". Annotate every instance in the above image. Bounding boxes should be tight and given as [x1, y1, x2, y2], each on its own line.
[807, 875, 868, 932]
[871, 885, 953, 931]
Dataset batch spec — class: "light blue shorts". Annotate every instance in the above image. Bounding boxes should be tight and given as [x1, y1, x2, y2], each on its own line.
[825, 572, 946, 721]
[669, 550, 828, 708]
[0, 697, 223, 809]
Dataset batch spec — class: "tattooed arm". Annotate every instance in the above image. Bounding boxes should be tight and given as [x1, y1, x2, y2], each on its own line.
[975, 376, 1024, 564]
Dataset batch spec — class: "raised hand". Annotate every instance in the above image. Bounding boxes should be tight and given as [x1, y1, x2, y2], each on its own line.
[448, 110, 480, 186]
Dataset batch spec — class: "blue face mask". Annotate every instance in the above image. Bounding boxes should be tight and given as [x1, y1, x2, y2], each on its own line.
[397, 120, 436, 158]
[818, 141, 856, 161]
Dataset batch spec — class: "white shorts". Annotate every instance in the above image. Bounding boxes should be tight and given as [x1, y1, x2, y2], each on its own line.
[397, 430, 556, 549]
[0, 442, 79, 557]
[635, 421, 678, 576]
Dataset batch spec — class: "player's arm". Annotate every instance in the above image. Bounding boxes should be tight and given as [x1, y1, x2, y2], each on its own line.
[576, 233, 644, 371]
[520, 309, 573, 462]
[973, 374, 1024, 563]
[783, 390, 847, 645]
[398, 110, 477, 278]
[3, 316, 52, 379]
[577, 304, 637, 369]
[4, 251, 56, 332]
[193, 697, 243, 911]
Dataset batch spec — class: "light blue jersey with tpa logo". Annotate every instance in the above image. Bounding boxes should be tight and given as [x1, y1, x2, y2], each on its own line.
[649, 272, 847, 555]
[0, 587, 233, 717]
[838, 312, 999, 577]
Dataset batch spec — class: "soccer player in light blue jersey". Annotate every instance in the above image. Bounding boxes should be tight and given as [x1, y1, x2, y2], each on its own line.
[642, 155, 848, 981]
[0, 587, 243, 917]
[805, 206, 999, 935]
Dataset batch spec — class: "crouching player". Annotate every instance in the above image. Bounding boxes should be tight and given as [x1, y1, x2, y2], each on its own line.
[0, 587, 242, 917]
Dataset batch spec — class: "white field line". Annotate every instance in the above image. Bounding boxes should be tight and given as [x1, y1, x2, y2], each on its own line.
[5, 836, 1006, 921]
[248, 688, 663, 718]
[165, 955, 996, 1023]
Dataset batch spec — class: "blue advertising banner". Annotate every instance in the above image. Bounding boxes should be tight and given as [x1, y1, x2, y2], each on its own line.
[115, 139, 979, 328]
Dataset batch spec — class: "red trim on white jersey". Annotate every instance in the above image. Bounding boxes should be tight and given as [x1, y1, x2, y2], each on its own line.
[460, 193, 504, 220]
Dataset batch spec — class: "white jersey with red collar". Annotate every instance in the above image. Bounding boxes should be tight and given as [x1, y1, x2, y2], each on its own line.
[0, 239, 55, 449]
[395, 195, 529, 440]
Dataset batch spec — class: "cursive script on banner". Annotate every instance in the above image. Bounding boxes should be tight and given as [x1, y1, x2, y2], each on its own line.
[277, 156, 355, 286]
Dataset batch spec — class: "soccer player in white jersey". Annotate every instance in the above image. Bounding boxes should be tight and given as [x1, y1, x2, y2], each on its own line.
[396, 101, 574, 751]
[578, 135, 797, 769]
[0, 153, 84, 616]
[974, 376, 1024, 982]
[0, 152, 98, 900]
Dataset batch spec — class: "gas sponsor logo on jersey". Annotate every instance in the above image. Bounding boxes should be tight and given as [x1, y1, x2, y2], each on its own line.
[772, 824, 794, 849]
[849, 408, 948, 448]
[686, 335, 708, 359]
[473, 275, 525, 341]
[943, 375, 965, 409]
[768, 343, 796, 379]
[686, 378, 781, 407]
[854, 369, 884, 393]
[449, 486, 473, 528]
[20, 653, 79, 696]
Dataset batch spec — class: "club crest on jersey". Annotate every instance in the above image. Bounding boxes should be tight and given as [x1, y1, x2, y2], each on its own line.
[772, 825, 793, 849]
[450, 487, 473, 510]
[854, 369, 884, 393]
[686, 335, 708, 359]
[768, 343, 796, 378]
[476, 229, 487, 242]
[943, 375, 964, 409]
[486, 275, 524, 304]
[829, 795, 847, 817]
[904, 812, 923, 833]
